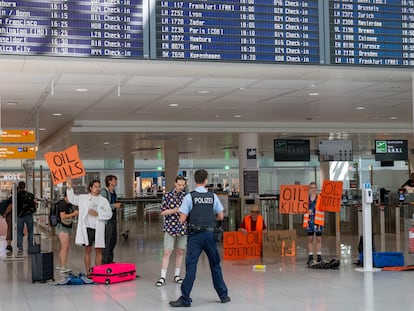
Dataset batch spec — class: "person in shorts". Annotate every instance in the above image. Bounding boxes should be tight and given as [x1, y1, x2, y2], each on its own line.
[66, 177, 112, 274]
[56, 191, 79, 274]
[155, 175, 187, 287]
[303, 182, 325, 265]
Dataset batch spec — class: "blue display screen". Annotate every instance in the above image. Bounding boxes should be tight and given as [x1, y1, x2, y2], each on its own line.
[0, 0, 144, 58]
[156, 0, 321, 63]
[330, 0, 414, 66]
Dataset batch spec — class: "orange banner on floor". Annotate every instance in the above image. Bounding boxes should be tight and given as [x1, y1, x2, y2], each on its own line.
[223, 231, 262, 260]
[319, 180, 343, 212]
[279, 184, 309, 214]
[44, 145, 86, 185]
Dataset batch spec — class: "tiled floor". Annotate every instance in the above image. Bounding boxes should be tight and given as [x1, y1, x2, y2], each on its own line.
[1, 216, 413, 311]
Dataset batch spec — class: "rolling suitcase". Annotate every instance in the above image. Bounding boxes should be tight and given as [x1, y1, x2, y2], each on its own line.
[31, 252, 54, 283]
[90, 263, 136, 285]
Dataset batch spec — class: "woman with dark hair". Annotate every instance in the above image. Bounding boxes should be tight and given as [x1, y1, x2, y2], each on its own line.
[56, 191, 79, 274]
[66, 177, 112, 274]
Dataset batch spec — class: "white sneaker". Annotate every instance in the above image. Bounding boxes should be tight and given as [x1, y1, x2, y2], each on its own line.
[60, 267, 72, 274]
[56, 265, 62, 271]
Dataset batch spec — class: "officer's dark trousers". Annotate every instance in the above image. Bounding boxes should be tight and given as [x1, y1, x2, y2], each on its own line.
[102, 218, 117, 264]
[180, 230, 228, 304]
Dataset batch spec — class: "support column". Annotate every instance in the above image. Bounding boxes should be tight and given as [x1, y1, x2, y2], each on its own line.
[123, 152, 135, 198]
[238, 133, 259, 219]
[164, 138, 179, 191]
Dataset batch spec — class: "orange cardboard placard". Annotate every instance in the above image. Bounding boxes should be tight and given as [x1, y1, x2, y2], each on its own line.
[279, 184, 309, 214]
[223, 231, 262, 260]
[318, 180, 343, 212]
[44, 145, 86, 185]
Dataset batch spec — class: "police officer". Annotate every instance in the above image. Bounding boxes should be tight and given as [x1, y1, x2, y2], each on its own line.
[169, 169, 230, 308]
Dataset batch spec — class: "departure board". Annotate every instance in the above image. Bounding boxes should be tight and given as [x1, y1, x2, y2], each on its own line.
[330, 0, 414, 66]
[156, 0, 320, 63]
[0, 0, 144, 58]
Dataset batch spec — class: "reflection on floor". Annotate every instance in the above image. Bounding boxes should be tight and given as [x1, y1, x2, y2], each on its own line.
[0, 216, 413, 311]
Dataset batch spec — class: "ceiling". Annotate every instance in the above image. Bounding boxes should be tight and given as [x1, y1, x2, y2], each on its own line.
[0, 55, 413, 163]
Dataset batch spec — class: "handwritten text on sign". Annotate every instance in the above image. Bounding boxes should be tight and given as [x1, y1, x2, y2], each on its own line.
[263, 230, 296, 258]
[44, 145, 85, 185]
[319, 180, 343, 212]
[279, 185, 309, 214]
[223, 231, 262, 260]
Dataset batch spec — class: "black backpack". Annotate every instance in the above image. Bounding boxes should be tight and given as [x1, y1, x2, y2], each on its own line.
[49, 201, 60, 227]
[18, 191, 36, 217]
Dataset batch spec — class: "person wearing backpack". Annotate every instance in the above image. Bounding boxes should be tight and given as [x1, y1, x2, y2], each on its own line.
[56, 191, 79, 274]
[16, 181, 37, 255]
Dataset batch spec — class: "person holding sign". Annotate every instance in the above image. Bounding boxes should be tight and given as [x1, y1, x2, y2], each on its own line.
[303, 182, 324, 265]
[238, 205, 267, 234]
[66, 177, 112, 274]
[169, 169, 230, 308]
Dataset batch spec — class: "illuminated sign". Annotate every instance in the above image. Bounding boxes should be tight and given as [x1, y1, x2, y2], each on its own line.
[0, 146, 36, 159]
[0, 129, 36, 143]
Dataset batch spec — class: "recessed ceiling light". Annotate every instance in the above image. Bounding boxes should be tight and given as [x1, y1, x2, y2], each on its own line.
[234, 115, 242, 118]
[238, 87, 246, 91]
[53, 113, 62, 116]
[308, 92, 319, 96]
[76, 88, 88, 92]
[169, 103, 178, 107]
[187, 137, 193, 141]
[104, 142, 110, 145]
[390, 116, 398, 120]
[39, 128, 46, 131]
[197, 90, 210, 94]
[355, 106, 365, 110]
[6, 102, 17, 106]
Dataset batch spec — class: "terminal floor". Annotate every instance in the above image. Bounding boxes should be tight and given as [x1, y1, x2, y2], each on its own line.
[0, 217, 413, 311]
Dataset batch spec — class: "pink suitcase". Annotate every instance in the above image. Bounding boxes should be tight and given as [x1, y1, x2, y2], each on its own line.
[90, 263, 136, 285]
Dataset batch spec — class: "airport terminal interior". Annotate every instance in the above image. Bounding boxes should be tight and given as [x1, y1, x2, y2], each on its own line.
[3, 0, 414, 310]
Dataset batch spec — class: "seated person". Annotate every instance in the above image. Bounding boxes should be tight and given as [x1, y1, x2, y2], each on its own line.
[238, 205, 267, 233]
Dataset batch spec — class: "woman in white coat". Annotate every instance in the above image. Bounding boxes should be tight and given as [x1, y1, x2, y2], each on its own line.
[66, 177, 112, 274]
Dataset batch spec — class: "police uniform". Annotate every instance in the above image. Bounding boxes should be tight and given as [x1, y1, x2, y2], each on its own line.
[178, 186, 229, 306]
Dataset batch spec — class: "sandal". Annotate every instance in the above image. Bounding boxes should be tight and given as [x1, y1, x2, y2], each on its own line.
[155, 277, 165, 287]
[174, 275, 183, 284]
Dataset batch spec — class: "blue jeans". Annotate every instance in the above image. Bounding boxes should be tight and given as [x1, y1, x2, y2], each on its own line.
[17, 214, 34, 250]
[180, 230, 228, 305]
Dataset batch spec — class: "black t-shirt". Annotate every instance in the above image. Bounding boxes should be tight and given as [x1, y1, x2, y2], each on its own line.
[57, 200, 74, 228]
[402, 179, 414, 188]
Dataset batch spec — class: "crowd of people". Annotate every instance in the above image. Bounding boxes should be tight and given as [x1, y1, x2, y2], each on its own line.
[0, 171, 336, 306]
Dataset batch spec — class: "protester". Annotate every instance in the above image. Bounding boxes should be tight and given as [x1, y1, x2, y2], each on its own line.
[66, 177, 112, 274]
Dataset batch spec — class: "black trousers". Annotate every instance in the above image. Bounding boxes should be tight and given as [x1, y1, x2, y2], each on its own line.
[102, 218, 117, 264]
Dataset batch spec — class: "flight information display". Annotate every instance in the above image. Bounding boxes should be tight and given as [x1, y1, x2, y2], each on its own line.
[156, 0, 320, 63]
[330, 0, 414, 66]
[0, 0, 144, 58]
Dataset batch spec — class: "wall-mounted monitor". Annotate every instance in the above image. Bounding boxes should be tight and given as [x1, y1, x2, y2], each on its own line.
[319, 140, 353, 161]
[274, 140, 310, 162]
[375, 140, 408, 161]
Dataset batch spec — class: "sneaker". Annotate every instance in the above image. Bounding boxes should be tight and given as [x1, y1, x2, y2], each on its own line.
[317, 255, 322, 262]
[60, 267, 72, 274]
[17, 249, 23, 256]
[5, 245, 12, 252]
[306, 255, 313, 265]
[56, 265, 63, 271]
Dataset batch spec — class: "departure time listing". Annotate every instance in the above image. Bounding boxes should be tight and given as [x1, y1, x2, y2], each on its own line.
[0, 0, 144, 58]
[330, 0, 414, 66]
[156, 0, 320, 63]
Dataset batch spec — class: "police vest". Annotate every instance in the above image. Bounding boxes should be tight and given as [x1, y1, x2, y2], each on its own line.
[189, 191, 216, 228]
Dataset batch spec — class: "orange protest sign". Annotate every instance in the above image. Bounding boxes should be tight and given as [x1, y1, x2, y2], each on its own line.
[44, 145, 86, 185]
[318, 180, 343, 212]
[223, 231, 262, 260]
[279, 184, 309, 214]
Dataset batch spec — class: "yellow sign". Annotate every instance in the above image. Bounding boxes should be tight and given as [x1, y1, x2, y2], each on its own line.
[0, 146, 36, 159]
[0, 129, 36, 143]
